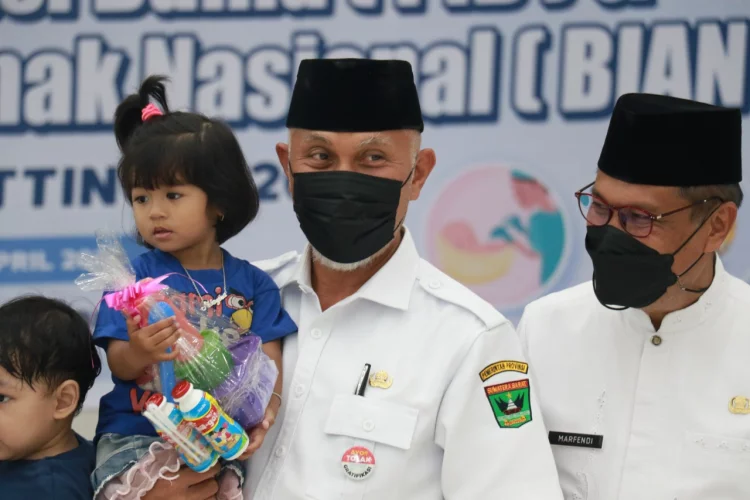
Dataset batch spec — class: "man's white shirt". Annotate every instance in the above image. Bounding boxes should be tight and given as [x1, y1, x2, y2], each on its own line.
[518, 257, 750, 500]
[245, 228, 562, 499]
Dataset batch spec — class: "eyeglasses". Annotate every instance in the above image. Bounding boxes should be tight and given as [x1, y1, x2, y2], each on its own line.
[574, 181, 722, 238]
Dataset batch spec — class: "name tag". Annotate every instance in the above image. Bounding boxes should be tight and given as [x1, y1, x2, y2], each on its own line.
[549, 431, 604, 449]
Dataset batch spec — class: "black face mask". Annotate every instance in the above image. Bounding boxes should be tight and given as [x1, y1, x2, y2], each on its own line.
[585, 221, 713, 310]
[290, 166, 412, 265]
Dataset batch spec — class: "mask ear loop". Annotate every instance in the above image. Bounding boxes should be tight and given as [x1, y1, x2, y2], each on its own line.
[393, 166, 416, 234]
[676, 253, 716, 293]
[672, 203, 722, 294]
[401, 166, 415, 186]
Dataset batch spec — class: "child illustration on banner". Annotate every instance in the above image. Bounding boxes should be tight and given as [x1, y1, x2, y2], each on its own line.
[491, 170, 564, 286]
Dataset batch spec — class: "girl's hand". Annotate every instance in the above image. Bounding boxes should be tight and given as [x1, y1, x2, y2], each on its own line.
[236, 399, 280, 460]
[123, 312, 182, 363]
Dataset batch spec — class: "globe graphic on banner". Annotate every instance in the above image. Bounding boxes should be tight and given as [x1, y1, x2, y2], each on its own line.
[426, 165, 568, 310]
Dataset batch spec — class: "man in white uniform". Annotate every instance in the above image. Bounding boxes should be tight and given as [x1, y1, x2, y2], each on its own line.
[518, 93, 749, 500]
[244, 59, 563, 499]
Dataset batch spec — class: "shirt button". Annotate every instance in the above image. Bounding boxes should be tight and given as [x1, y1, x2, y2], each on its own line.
[651, 335, 663, 346]
[429, 279, 441, 289]
[275, 446, 286, 458]
[310, 328, 322, 339]
[363, 420, 375, 432]
[294, 384, 305, 397]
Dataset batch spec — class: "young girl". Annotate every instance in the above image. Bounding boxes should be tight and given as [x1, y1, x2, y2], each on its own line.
[90, 75, 296, 499]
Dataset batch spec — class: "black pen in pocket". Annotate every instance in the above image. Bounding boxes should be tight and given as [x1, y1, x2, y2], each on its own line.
[354, 363, 371, 397]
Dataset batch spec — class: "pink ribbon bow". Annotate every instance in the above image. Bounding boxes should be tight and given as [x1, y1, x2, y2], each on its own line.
[104, 275, 169, 318]
[141, 103, 163, 122]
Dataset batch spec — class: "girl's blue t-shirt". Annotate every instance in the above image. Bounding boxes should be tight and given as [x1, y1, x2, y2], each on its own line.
[92, 248, 296, 440]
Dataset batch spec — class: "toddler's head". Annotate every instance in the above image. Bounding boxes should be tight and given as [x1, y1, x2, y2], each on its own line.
[0, 296, 101, 460]
[114, 75, 260, 252]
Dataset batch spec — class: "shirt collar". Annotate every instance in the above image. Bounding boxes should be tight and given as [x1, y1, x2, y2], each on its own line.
[280, 227, 419, 311]
[623, 254, 729, 333]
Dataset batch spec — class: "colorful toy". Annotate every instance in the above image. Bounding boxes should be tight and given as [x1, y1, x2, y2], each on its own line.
[172, 381, 249, 460]
[173, 329, 233, 392]
[142, 393, 219, 472]
[147, 302, 179, 401]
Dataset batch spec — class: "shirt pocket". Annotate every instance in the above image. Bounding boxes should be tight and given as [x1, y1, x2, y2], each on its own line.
[674, 431, 750, 499]
[305, 394, 419, 500]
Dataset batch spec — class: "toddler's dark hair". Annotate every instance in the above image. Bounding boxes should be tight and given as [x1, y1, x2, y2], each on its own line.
[114, 75, 259, 245]
[0, 296, 102, 415]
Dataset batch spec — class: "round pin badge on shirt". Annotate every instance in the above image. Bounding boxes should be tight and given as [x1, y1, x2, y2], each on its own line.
[341, 446, 376, 481]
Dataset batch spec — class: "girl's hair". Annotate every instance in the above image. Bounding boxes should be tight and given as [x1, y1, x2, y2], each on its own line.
[114, 75, 259, 245]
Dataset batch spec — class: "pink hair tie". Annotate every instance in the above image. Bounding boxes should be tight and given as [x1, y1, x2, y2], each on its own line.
[141, 103, 163, 121]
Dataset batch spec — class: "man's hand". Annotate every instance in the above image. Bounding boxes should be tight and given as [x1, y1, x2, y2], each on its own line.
[140, 463, 221, 500]
[236, 398, 279, 460]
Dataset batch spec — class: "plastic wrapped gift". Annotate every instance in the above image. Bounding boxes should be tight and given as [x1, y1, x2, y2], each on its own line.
[213, 334, 279, 429]
[76, 229, 278, 429]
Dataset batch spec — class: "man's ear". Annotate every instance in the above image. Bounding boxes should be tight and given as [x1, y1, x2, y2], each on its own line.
[410, 148, 437, 201]
[704, 202, 738, 253]
[276, 142, 292, 193]
[53, 380, 80, 420]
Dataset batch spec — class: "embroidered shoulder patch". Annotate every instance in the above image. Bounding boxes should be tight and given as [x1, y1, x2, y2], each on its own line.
[479, 360, 529, 382]
[485, 379, 532, 429]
